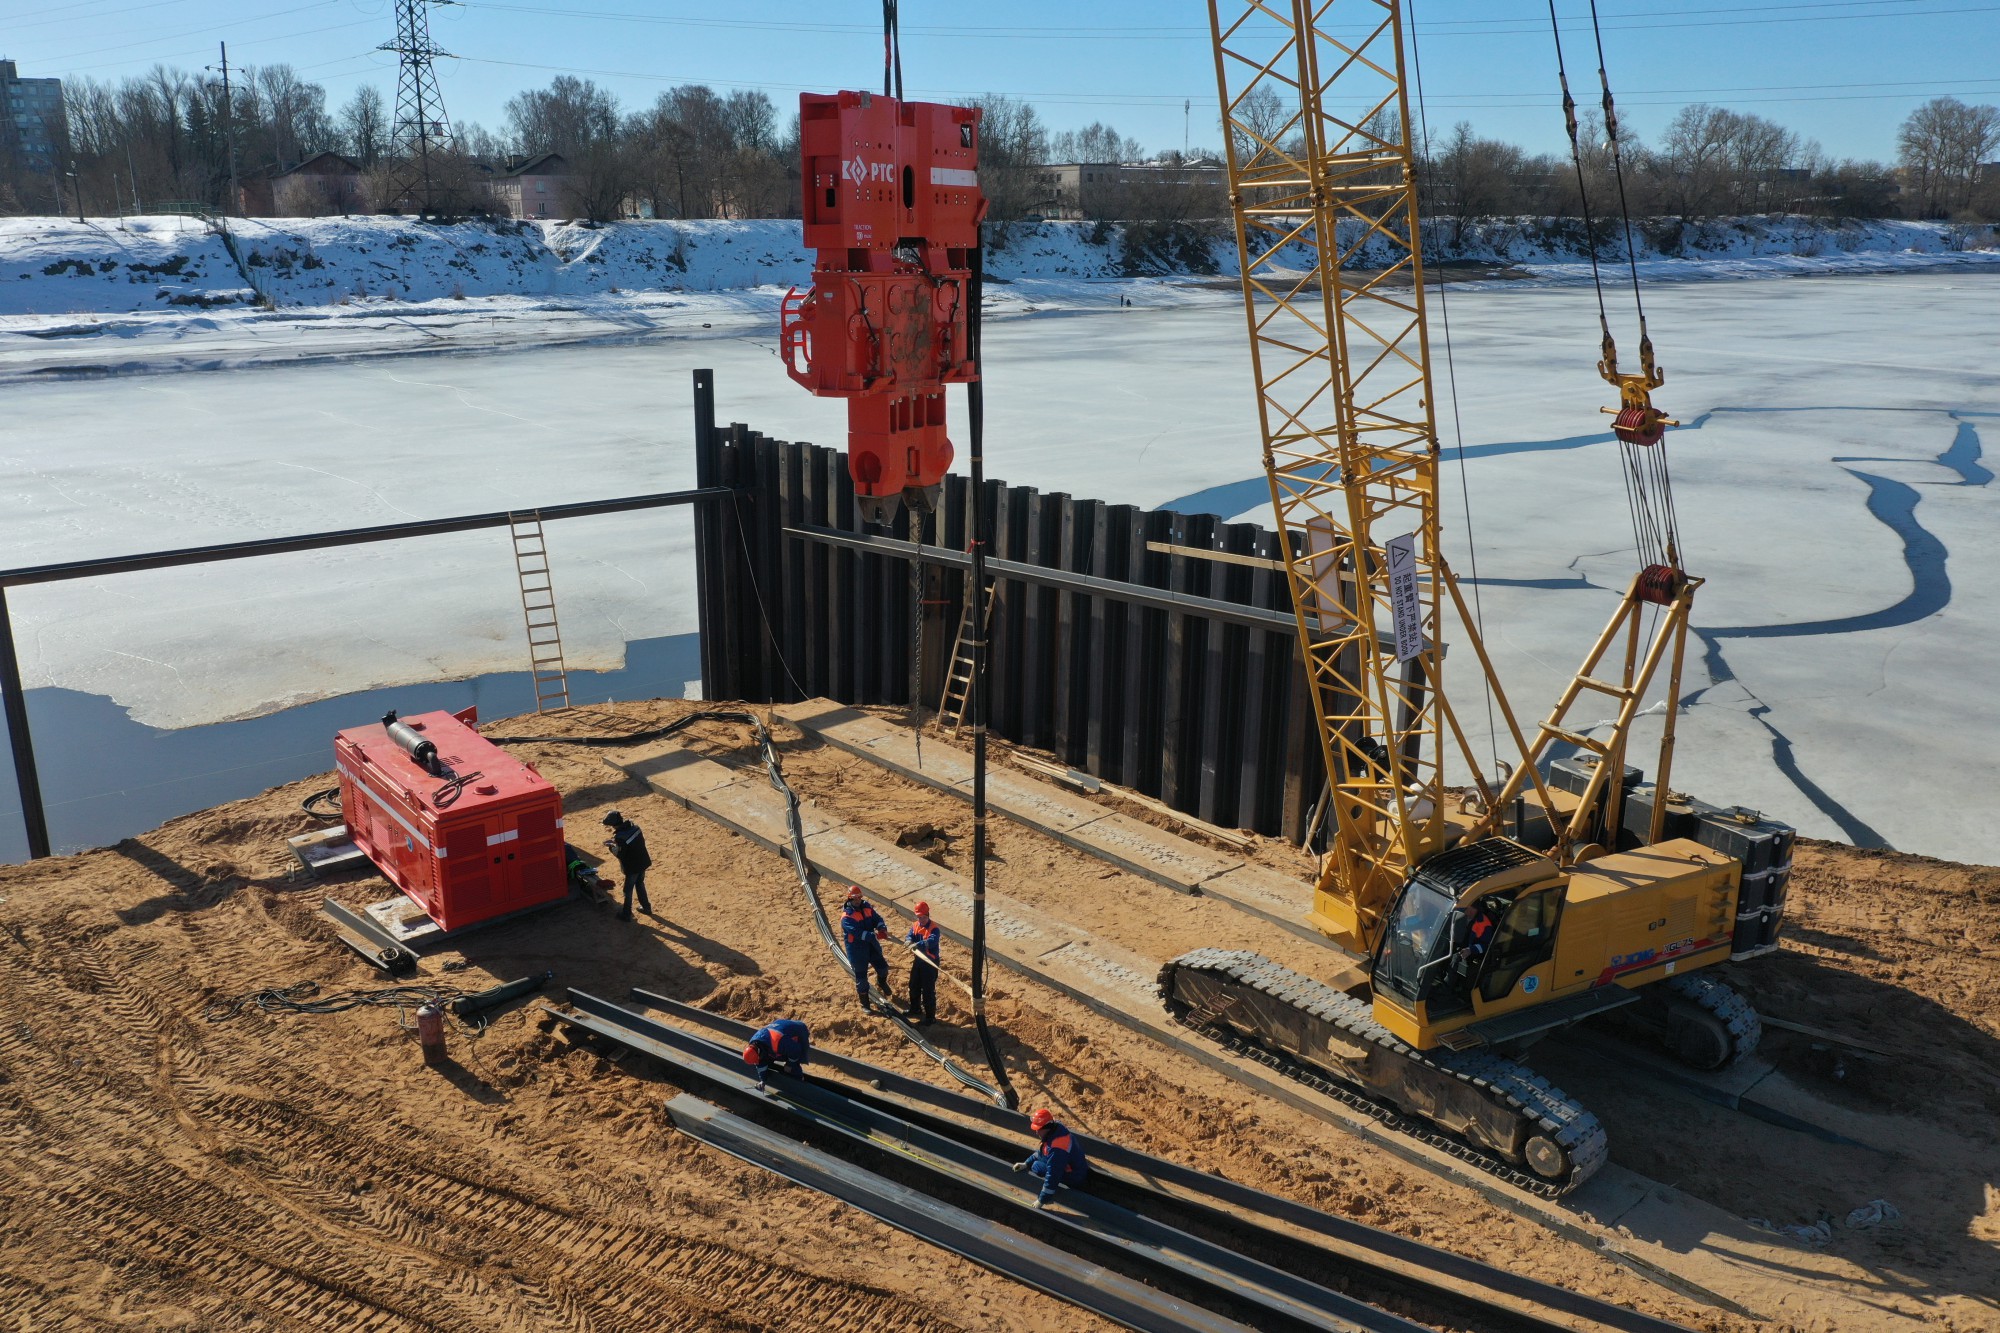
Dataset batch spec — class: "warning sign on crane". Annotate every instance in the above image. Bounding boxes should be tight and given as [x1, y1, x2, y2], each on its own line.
[1386, 532, 1424, 662]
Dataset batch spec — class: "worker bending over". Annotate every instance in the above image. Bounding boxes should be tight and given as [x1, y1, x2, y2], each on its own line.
[904, 900, 942, 1025]
[1011, 1108, 1090, 1208]
[839, 885, 893, 1010]
[742, 1018, 812, 1089]
[601, 811, 653, 921]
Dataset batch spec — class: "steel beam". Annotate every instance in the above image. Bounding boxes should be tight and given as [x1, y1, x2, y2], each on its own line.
[551, 992, 1427, 1333]
[787, 524, 1299, 634]
[666, 1094, 1255, 1333]
[620, 988, 1694, 1333]
[0, 485, 729, 589]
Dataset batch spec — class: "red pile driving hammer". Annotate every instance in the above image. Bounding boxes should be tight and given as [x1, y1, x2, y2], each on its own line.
[782, 90, 986, 526]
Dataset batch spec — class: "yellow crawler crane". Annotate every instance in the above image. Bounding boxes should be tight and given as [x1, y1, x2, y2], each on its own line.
[1158, 0, 1795, 1195]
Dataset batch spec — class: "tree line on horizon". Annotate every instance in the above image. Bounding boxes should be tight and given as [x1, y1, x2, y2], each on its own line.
[3, 63, 1995, 229]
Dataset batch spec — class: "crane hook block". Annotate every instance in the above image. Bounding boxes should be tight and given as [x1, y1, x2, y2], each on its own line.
[1612, 403, 1669, 447]
[1602, 373, 1677, 448]
[782, 90, 987, 526]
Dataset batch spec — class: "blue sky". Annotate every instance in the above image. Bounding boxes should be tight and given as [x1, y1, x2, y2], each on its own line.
[12, 0, 2000, 162]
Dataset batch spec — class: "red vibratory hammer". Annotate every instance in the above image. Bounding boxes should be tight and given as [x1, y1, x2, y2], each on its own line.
[781, 90, 986, 527]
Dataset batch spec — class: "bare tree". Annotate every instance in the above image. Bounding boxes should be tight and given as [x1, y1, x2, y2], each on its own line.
[339, 85, 387, 169]
[1898, 96, 2000, 217]
[1424, 121, 1535, 243]
[505, 76, 631, 221]
[1049, 122, 1143, 164]
[965, 93, 1051, 220]
[1645, 105, 1735, 217]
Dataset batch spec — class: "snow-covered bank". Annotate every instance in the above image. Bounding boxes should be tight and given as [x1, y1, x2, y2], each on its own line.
[3, 213, 1997, 383]
[1, 212, 1996, 384]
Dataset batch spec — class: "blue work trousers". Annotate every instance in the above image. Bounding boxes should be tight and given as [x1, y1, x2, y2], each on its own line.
[847, 937, 890, 1000]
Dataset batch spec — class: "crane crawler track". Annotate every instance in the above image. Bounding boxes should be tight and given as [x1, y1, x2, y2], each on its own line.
[1161, 950, 1606, 1198]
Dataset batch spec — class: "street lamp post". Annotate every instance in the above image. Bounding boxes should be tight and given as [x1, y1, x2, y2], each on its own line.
[66, 166, 84, 223]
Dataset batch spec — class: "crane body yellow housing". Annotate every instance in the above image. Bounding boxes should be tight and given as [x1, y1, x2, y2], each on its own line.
[1365, 837, 1741, 1051]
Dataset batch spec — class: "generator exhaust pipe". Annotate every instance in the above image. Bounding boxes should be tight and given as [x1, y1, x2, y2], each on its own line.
[382, 710, 442, 776]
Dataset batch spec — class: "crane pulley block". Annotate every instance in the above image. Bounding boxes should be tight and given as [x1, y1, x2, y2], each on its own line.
[784, 90, 986, 525]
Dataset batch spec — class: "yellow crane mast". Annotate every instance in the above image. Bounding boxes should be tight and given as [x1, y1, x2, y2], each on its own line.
[1203, 0, 1450, 954]
[1159, 0, 1798, 1195]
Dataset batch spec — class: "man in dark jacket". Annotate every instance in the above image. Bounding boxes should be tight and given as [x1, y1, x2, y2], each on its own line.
[1010, 1108, 1090, 1208]
[602, 811, 653, 920]
[838, 885, 892, 1009]
[904, 900, 942, 1025]
[742, 1018, 812, 1089]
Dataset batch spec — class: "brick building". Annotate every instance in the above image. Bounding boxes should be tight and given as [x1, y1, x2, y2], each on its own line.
[487, 153, 574, 220]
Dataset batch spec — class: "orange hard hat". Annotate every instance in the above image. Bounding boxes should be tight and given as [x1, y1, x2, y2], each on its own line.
[914, 901, 930, 916]
[1029, 1108, 1054, 1132]
[741, 1042, 761, 1064]
[844, 884, 863, 902]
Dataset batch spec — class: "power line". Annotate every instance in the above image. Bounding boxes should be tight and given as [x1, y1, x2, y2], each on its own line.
[450, 54, 2000, 113]
[10, 0, 202, 35]
[35, 1, 346, 65]
[457, 0, 2000, 38]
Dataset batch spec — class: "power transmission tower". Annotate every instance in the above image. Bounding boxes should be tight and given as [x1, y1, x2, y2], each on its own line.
[381, 0, 459, 216]
[207, 42, 239, 215]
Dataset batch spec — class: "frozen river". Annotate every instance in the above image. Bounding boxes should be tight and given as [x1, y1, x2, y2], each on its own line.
[2, 269, 1995, 863]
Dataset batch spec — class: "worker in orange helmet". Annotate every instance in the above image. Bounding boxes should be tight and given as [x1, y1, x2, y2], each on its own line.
[1010, 1107, 1090, 1208]
[838, 884, 892, 1010]
[903, 900, 942, 1025]
[742, 1018, 811, 1090]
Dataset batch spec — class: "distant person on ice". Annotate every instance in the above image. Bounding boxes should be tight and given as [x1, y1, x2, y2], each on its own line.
[839, 885, 892, 1009]
[742, 1018, 811, 1089]
[1011, 1108, 1090, 1208]
[904, 900, 942, 1025]
[601, 811, 653, 921]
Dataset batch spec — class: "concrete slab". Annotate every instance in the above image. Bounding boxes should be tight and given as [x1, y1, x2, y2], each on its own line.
[1194, 865, 1326, 946]
[615, 746, 833, 849]
[1042, 810, 1241, 891]
[776, 700, 1317, 921]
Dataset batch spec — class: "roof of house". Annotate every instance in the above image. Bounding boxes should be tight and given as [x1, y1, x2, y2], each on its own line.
[276, 151, 362, 178]
[495, 153, 571, 178]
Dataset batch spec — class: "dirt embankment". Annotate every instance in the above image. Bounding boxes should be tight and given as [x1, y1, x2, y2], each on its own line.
[1, 698, 1992, 1331]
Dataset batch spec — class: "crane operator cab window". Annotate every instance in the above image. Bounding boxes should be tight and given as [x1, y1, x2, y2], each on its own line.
[1374, 879, 1472, 1017]
[1477, 889, 1562, 1002]
[1376, 880, 1566, 1018]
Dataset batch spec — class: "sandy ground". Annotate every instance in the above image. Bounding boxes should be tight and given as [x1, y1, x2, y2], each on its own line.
[2, 697, 1994, 1330]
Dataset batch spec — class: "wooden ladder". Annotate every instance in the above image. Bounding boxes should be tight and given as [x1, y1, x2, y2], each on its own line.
[509, 512, 569, 714]
[935, 576, 997, 736]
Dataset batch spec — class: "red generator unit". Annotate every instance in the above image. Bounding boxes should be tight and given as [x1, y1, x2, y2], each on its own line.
[782, 89, 987, 525]
[334, 707, 568, 934]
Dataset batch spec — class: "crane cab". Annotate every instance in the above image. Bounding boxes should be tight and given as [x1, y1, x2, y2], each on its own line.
[1368, 837, 1740, 1051]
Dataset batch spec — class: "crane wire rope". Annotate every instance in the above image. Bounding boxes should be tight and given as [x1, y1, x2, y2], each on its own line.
[1590, 2, 1686, 576]
[883, 0, 903, 102]
[1406, 0, 1501, 778]
[1547, 0, 1685, 576]
[869, 1, 1012, 1104]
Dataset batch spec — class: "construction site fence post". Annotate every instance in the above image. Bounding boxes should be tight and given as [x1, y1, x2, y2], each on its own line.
[0, 587, 51, 860]
[691, 368, 721, 700]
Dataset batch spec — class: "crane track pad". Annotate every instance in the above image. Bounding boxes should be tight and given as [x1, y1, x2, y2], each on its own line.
[1159, 949, 1606, 1192]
